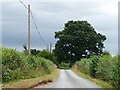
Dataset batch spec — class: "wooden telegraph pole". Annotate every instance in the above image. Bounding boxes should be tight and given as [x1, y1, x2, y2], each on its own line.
[28, 5, 31, 54]
[50, 42, 52, 53]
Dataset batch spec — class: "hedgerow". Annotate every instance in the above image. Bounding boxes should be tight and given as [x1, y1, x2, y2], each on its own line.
[95, 55, 112, 81]
[74, 55, 119, 88]
[58, 62, 71, 69]
[2, 48, 56, 83]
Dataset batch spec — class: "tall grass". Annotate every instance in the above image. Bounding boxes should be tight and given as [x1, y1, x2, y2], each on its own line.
[0, 48, 2, 83]
[2, 48, 57, 83]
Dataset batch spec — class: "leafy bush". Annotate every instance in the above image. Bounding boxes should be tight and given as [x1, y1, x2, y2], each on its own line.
[74, 54, 119, 88]
[96, 55, 112, 81]
[2, 48, 22, 70]
[58, 62, 70, 69]
[2, 48, 56, 83]
[75, 59, 90, 74]
[38, 50, 52, 60]
[2, 65, 12, 82]
[101, 51, 111, 56]
[75, 56, 98, 77]
[88, 56, 98, 78]
[109, 56, 119, 88]
[38, 50, 57, 64]
[0, 48, 2, 83]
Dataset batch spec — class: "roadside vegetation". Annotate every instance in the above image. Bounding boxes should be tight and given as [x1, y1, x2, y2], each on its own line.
[72, 53, 119, 88]
[2, 69, 59, 88]
[2, 48, 58, 88]
[1, 20, 119, 88]
[53, 20, 119, 88]
[58, 62, 71, 69]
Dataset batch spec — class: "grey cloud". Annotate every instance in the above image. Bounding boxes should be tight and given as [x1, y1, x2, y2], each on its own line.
[1, 0, 118, 3]
[2, 1, 118, 55]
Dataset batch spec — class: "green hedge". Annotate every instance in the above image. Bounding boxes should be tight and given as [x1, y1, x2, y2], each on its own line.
[37, 50, 57, 65]
[75, 56, 98, 77]
[95, 55, 112, 81]
[75, 55, 119, 88]
[58, 62, 71, 69]
[110, 56, 119, 88]
[2, 48, 56, 83]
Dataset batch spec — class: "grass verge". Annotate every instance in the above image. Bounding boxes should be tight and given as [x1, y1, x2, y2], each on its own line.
[0, 84, 2, 90]
[72, 68, 113, 89]
[2, 69, 59, 89]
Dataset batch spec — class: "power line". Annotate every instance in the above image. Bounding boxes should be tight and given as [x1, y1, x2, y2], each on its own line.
[30, 10, 47, 45]
[19, 0, 28, 9]
[19, 0, 48, 46]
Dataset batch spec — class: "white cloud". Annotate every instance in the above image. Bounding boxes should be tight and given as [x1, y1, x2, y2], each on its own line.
[95, 2, 118, 16]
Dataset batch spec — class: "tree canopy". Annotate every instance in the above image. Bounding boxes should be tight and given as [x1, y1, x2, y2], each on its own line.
[53, 20, 106, 64]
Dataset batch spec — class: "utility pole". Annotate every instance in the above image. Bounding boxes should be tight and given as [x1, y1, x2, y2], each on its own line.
[28, 5, 31, 54]
[50, 42, 52, 53]
[47, 44, 49, 51]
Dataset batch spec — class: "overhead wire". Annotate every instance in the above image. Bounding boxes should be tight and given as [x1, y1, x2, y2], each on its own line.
[18, 0, 48, 46]
[19, 0, 28, 9]
[30, 10, 47, 45]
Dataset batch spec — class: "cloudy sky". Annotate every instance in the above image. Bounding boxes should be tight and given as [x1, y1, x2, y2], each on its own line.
[1, 0, 118, 55]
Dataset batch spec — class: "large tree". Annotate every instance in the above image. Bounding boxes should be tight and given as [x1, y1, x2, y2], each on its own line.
[53, 20, 106, 64]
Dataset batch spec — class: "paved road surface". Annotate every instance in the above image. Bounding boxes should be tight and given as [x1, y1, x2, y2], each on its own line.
[35, 70, 101, 88]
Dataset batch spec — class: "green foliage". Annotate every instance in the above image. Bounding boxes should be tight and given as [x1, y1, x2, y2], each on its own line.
[101, 51, 111, 56]
[31, 49, 40, 56]
[74, 54, 119, 88]
[89, 56, 98, 78]
[2, 48, 22, 70]
[54, 20, 106, 65]
[2, 66, 12, 82]
[75, 59, 90, 74]
[38, 50, 53, 60]
[22, 43, 28, 54]
[38, 50, 56, 64]
[22, 43, 40, 56]
[2, 48, 56, 83]
[96, 55, 112, 81]
[0, 48, 2, 83]
[109, 56, 119, 88]
[75, 55, 98, 77]
[58, 62, 71, 69]
[96, 55, 119, 88]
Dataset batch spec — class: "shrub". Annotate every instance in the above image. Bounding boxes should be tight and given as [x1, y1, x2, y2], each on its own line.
[2, 48, 22, 70]
[109, 56, 119, 88]
[2, 65, 12, 82]
[96, 55, 112, 82]
[88, 56, 98, 78]
[75, 56, 98, 77]
[74, 54, 119, 88]
[2, 48, 57, 83]
[38, 50, 53, 60]
[58, 62, 71, 69]
[38, 50, 57, 64]
[75, 58, 90, 74]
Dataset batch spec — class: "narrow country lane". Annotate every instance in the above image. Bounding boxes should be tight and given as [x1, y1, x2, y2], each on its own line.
[35, 70, 102, 88]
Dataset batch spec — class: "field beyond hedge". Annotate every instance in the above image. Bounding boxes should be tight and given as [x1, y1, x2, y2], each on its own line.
[1, 48, 58, 88]
[73, 55, 119, 88]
